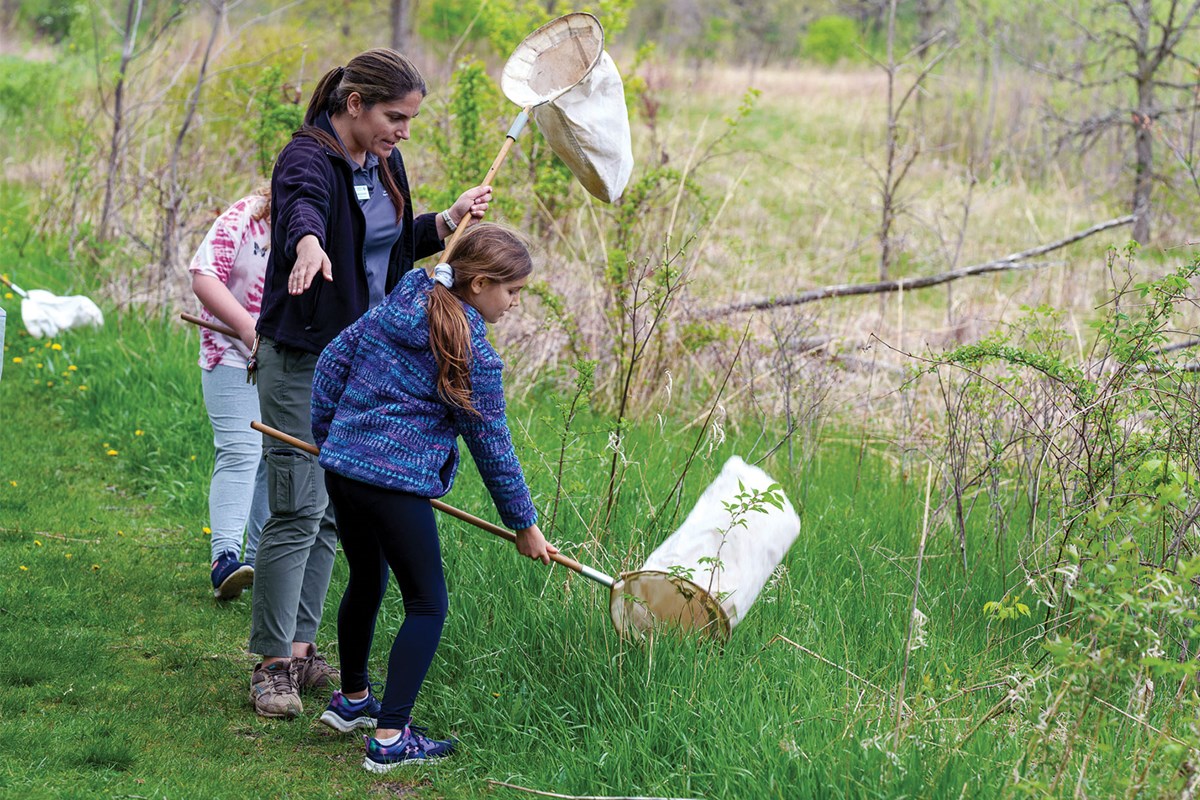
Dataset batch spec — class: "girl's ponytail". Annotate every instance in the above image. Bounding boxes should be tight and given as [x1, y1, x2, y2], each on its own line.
[425, 223, 534, 417]
[428, 279, 477, 416]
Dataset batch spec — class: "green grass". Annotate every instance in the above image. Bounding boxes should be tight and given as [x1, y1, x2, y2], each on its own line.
[0, 290, 1053, 798]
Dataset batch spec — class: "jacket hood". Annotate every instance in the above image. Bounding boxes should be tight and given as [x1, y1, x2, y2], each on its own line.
[377, 267, 484, 350]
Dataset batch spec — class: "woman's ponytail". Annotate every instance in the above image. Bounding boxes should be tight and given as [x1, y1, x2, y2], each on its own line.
[304, 66, 345, 126]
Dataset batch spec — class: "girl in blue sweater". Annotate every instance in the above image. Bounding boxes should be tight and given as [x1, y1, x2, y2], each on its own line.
[310, 223, 556, 772]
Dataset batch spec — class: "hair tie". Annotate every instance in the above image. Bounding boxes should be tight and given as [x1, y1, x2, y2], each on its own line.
[432, 263, 454, 289]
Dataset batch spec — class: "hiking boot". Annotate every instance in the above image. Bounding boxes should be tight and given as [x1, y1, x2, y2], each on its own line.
[318, 690, 381, 733]
[362, 725, 456, 773]
[211, 551, 253, 600]
[292, 644, 339, 691]
[249, 661, 302, 719]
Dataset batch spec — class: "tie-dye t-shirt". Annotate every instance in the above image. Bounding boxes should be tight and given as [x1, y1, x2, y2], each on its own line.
[187, 194, 270, 370]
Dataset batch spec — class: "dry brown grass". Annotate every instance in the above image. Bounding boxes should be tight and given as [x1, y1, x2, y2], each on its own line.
[497, 59, 1200, 435]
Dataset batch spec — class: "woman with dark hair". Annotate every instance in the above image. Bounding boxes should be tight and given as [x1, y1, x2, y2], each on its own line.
[248, 48, 491, 720]
[310, 223, 556, 771]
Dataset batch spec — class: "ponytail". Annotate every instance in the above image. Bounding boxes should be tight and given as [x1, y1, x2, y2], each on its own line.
[425, 223, 534, 417]
[428, 283, 478, 416]
[304, 66, 346, 126]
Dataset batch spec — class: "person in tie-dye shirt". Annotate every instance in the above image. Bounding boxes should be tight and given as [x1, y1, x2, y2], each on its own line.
[189, 187, 271, 600]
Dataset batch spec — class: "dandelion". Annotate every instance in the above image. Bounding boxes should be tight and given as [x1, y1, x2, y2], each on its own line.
[8, 481, 16, 487]
[91, 564, 100, 572]
[78, 385, 88, 391]
[135, 430, 144, 436]
[106, 449, 118, 457]
[34, 540, 42, 547]
[46, 381, 53, 387]
[190, 455, 197, 461]
[65, 553, 72, 559]
[3, 292, 11, 300]
[202, 526, 212, 535]
[68, 365, 77, 372]
[11, 357, 21, 364]
[51, 343, 62, 351]
[19, 565, 27, 571]
[117, 530, 124, 536]
[35, 362, 43, 368]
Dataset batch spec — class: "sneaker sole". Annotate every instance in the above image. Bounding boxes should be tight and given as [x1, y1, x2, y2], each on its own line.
[215, 565, 254, 600]
[253, 703, 302, 719]
[362, 756, 431, 773]
[319, 710, 377, 733]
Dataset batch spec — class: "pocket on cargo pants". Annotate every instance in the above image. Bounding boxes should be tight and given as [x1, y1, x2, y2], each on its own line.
[265, 446, 322, 518]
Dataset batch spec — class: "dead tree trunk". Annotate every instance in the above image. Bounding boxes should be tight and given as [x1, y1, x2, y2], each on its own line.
[160, 0, 225, 289]
[390, 0, 411, 52]
[99, 0, 143, 242]
[1131, 0, 1155, 244]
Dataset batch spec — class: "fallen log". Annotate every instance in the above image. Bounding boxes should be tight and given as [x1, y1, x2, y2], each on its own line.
[705, 215, 1135, 318]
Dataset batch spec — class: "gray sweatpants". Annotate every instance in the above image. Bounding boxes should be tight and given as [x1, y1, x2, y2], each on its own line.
[248, 339, 338, 658]
[201, 364, 268, 565]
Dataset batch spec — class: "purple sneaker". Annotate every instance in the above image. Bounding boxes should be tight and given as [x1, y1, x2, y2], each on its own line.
[319, 690, 381, 733]
[211, 551, 253, 600]
[362, 724, 456, 773]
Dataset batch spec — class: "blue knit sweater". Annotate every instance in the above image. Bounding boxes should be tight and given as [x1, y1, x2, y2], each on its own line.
[311, 267, 537, 530]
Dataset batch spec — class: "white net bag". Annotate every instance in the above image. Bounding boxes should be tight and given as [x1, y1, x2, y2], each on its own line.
[499, 13, 633, 204]
[531, 50, 633, 203]
[611, 456, 801, 639]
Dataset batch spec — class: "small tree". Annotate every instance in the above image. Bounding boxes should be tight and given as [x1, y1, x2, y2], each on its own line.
[1044, 0, 1200, 244]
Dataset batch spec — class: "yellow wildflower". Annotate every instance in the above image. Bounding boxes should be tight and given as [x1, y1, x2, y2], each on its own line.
[51, 343, 62, 351]
[19, 565, 27, 571]
[68, 365, 77, 372]
[34, 540, 42, 546]
[135, 430, 144, 436]
[202, 526, 212, 535]
[106, 449, 118, 457]
[11, 357, 21, 364]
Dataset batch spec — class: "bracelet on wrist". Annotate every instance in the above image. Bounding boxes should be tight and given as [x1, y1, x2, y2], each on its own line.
[441, 209, 458, 233]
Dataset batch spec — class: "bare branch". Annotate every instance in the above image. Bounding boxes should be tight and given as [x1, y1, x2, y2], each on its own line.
[704, 216, 1135, 318]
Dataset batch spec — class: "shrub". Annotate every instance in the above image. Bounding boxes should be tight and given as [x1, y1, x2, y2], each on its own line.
[802, 15, 861, 66]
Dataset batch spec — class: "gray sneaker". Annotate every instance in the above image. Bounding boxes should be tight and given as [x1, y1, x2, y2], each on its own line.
[293, 644, 340, 691]
[250, 661, 302, 719]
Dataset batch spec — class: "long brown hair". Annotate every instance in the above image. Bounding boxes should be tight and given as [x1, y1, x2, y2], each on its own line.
[428, 223, 534, 415]
[296, 49, 426, 223]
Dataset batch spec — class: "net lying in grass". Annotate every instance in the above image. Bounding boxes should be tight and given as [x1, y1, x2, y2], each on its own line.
[610, 456, 801, 640]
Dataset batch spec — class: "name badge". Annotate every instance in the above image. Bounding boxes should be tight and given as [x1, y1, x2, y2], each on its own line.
[355, 184, 370, 201]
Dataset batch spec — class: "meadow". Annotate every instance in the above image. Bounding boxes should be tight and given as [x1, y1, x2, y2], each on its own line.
[3, 18, 1200, 799]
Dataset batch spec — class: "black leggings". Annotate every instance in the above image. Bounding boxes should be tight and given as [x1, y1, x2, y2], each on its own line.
[325, 472, 447, 729]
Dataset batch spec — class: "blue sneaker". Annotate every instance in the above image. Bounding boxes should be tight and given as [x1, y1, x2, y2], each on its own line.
[211, 551, 253, 600]
[362, 725, 456, 773]
[319, 690, 381, 733]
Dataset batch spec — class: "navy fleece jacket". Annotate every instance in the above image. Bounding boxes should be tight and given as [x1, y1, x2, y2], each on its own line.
[256, 113, 444, 355]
